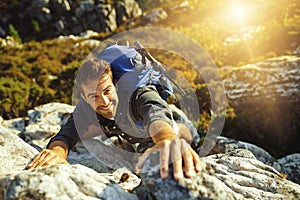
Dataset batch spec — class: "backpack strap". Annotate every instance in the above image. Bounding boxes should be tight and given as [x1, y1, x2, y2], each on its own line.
[134, 41, 186, 101]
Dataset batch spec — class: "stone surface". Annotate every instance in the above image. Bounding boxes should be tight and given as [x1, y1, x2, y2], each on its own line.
[141, 149, 300, 200]
[211, 136, 281, 171]
[144, 8, 168, 23]
[221, 55, 300, 157]
[0, 125, 38, 174]
[23, 103, 75, 148]
[0, 164, 138, 200]
[278, 153, 300, 185]
[0, 0, 142, 40]
[1, 102, 300, 199]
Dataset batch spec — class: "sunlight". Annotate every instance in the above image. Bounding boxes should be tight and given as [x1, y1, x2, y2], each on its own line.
[229, 4, 247, 20]
[224, 1, 251, 26]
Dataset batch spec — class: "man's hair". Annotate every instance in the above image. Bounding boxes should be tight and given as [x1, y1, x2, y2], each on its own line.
[75, 58, 112, 94]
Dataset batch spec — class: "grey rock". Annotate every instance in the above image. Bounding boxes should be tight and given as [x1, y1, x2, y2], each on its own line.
[49, 0, 71, 15]
[221, 55, 300, 157]
[23, 103, 74, 148]
[0, 125, 38, 174]
[115, 0, 142, 25]
[278, 153, 300, 185]
[144, 8, 168, 23]
[95, 3, 117, 32]
[222, 55, 300, 102]
[0, 117, 26, 134]
[141, 149, 300, 200]
[0, 164, 138, 200]
[211, 136, 281, 171]
[0, 124, 139, 200]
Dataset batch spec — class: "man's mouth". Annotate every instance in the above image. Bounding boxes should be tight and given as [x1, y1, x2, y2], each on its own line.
[98, 103, 112, 111]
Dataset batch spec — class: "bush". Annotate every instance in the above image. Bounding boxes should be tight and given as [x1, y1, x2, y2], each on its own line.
[8, 24, 22, 44]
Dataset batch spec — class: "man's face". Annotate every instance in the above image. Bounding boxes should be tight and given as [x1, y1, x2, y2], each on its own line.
[81, 74, 118, 119]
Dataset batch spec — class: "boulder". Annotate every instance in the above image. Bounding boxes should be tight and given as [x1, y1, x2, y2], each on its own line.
[1, 102, 300, 199]
[0, 164, 138, 200]
[0, 124, 139, 200]
[211, 136, 281, 171]
[140, 149, 300, 200]
[1, 0, 142, 40]
[278, 153, 300, 185]
[222, 55, 300, 157]
[115, 0, 142, 26]
[144, 8, 168, 23]
[23, 103, 74, 148]
[0, 125, 38, 174]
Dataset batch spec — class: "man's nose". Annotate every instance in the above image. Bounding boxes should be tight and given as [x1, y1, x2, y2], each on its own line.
[99, 94, 110, 106]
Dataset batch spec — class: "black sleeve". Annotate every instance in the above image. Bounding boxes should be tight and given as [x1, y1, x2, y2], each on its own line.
[47, 114, 79, 151]
[130, 85, 174, 129]
[47, 98, 99, 151]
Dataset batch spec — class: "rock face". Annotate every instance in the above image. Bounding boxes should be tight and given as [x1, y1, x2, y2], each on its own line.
[222, 55, 300, 157]
[1, 103, 74, 148]
[1, 102, 300, 199]
[141, 149, 300, 200]
[0, 125, 38, 174]
[0, 0, 142, 40]
[278, 153, 300, 185]
[0, 125, 139, 200]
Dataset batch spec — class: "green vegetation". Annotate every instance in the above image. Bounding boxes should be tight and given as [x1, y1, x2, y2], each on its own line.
[0, 0, 299, 135]
[8, 24, 22, 44]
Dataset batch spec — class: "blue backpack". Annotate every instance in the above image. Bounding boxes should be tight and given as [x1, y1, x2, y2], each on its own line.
[97, 41, 184, 104]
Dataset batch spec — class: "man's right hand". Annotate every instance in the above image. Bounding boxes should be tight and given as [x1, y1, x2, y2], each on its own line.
[26, 141, 69, 169]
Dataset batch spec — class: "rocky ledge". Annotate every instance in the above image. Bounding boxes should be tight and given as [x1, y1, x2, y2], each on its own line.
[0, 102, 300, 199]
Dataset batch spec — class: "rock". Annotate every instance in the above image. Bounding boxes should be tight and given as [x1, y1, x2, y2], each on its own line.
[1, 0, 142, 40]
[95, 3, 117, 32]
[23, 103, 74, 148]
[0, 125, 38, 174]
[0, 117, 26, 134]
[100, 167, 141, 192]
[222, 55, 300, 157]
[278, 153, 300, 185]
[211, 136, 281, 171]
[49, 0, 71, 15]
[0, 164, 138, 200]
[144, 8, 168, 23]
[0, 124, 139, 199]
[141, 149, 300, 200]
[115, 0, 142, 26]
[222, 55, 300, 102]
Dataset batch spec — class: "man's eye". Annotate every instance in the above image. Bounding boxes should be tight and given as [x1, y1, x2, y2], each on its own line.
[104, 89, 112, 95]
[89, 95, 97, 100]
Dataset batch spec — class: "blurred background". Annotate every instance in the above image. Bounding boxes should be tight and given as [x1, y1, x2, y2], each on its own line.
[0, 0, 299, 158]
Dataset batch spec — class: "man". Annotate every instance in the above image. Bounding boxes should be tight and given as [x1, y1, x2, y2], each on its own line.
[27, 57, 201, 180]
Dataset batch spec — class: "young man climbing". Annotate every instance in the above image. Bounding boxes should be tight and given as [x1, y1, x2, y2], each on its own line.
[27, 44, 201, 180]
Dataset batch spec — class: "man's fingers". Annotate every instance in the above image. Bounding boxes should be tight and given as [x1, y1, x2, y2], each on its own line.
[135, 151, 150, 172]
[26, 149, 69, 170]
[182, 146, 195, 178]
[171, 139, 183, 180]
[190, 148, 202, 172]
[26, 151, 47, 169]
[160, 144, 170, 178]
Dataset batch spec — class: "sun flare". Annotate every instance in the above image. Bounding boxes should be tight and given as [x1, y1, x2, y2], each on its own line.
[223, 1, 252, 26]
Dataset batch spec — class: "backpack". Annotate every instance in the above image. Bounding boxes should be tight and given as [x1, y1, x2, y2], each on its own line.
[97, 41, 184, 104]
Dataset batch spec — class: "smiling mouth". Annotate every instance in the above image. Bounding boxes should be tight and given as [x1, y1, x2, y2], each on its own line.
[98, 103, 112, 111]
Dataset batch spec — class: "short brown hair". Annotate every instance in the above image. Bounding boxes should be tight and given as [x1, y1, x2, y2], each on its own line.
[75, 58, 112, 93]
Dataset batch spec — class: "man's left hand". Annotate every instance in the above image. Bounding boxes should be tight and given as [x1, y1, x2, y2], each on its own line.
[136, 138, 201, 180]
